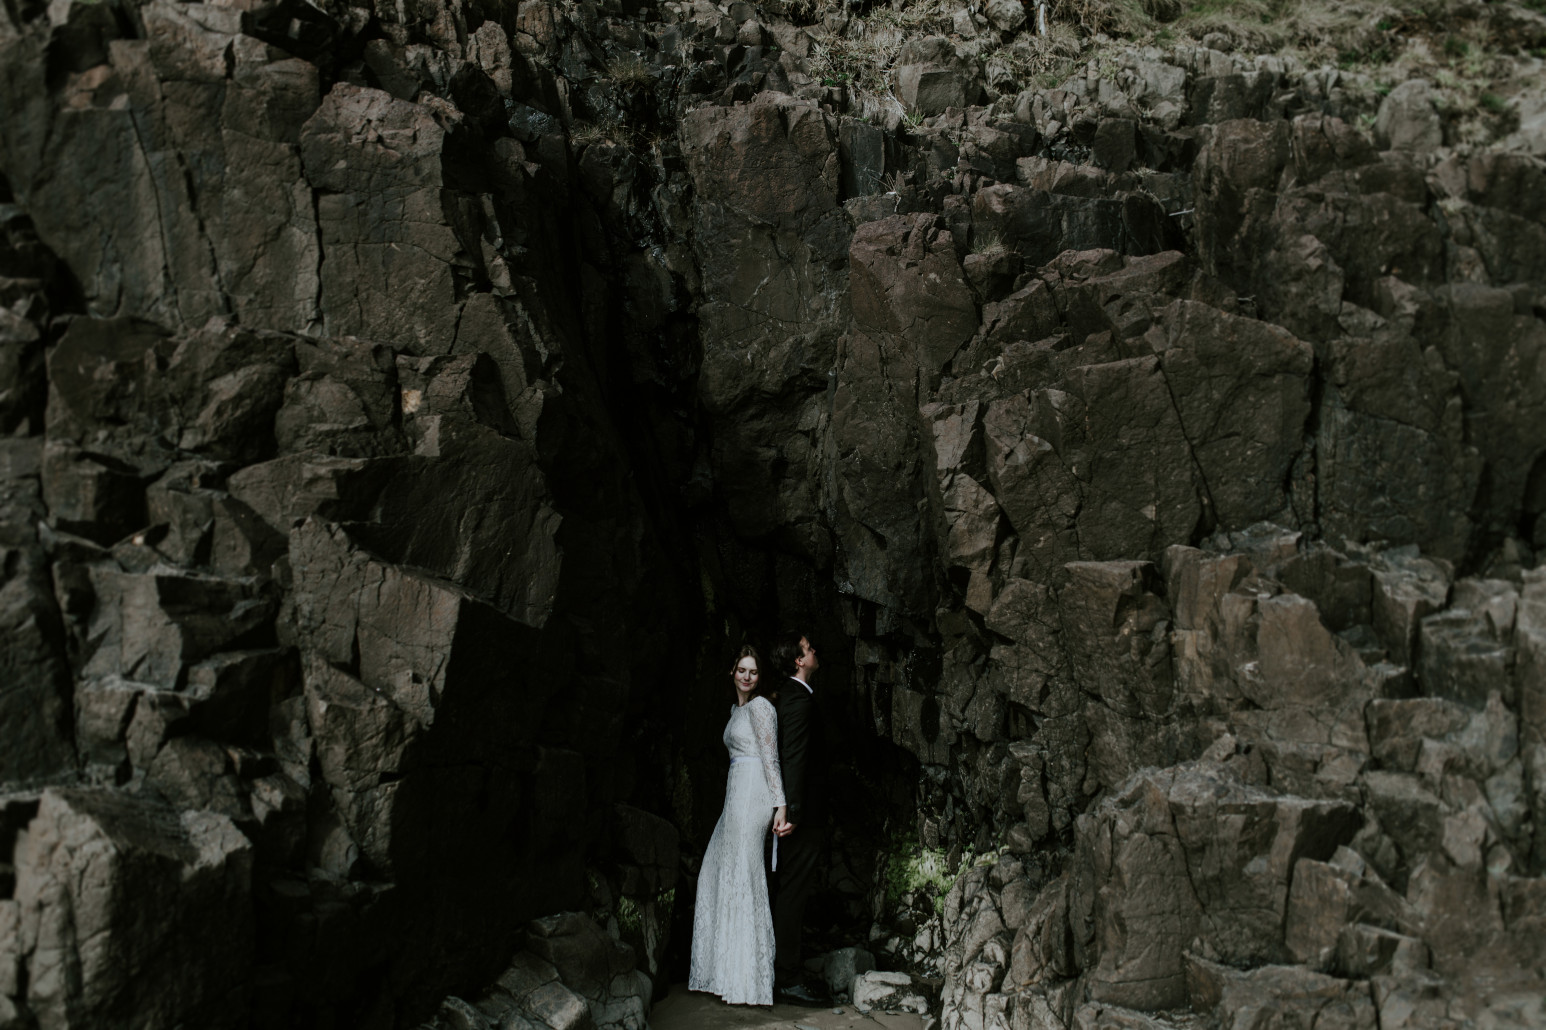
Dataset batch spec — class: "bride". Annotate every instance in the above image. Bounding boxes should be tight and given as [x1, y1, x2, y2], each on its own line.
[688, 644, 789, 1005]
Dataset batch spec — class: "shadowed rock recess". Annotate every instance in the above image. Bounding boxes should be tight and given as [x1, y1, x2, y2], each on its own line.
[3, 0, 1546, 1026]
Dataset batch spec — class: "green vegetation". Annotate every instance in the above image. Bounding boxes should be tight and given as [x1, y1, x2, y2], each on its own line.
[617, 896, 644, 934]
[884, 841, 986, 914]
[616, 888, 673, 936]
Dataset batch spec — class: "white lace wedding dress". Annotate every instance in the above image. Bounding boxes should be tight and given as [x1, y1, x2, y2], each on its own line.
[688, 696, 786, 1005]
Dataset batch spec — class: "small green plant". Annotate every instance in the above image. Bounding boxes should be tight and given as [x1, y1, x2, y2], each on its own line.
[1480, 92, 1508, 115]
[1337, 40, 1393, 70]
[885, 843, 974, 914]
[616, 896, 643, 934]
[1442, 35, 1469, 60]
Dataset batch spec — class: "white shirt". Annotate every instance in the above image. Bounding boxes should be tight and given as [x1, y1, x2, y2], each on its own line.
[789, 674, 813, 694]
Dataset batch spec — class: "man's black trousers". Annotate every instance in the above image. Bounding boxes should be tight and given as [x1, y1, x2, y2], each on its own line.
[772, 820, 824, 986]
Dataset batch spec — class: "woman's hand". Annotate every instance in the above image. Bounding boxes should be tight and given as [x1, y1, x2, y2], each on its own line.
[772, 806, 791, 837]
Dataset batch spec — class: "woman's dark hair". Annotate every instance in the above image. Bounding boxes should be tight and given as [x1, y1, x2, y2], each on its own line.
[772, 631, 808, 679]
[729, 643, 777, 704]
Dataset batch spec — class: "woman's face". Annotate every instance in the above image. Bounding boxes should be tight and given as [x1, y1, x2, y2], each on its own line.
[733, 657, 760, 695]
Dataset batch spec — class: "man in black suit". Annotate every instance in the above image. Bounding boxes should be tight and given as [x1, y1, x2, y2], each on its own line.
[771, 631, 827, 1006]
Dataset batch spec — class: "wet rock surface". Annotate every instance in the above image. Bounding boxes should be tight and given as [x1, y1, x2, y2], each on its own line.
[2, 0, 1546, 1027]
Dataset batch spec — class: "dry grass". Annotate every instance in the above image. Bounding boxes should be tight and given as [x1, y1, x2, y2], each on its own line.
[570, 116, 630, 148]
[982, 24, 1084, 93]
[762, 0, 827, 23]
[1171, 0, 1367, 51]
[786, 0, 1526, 146]
[1031, 0, 1444, 58]
[806, 1, 1086, 103]
[809, 29, 901, 91]
[606, 53, 654, 88]
[1051, 0, 1154, 36]
[971, 231, 1008, 258]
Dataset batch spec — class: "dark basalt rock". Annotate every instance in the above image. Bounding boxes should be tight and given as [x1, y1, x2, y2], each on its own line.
[3, 0, 1546, 1027]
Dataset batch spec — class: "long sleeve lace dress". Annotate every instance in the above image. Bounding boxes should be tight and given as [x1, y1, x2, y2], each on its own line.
[688, 696, 786, 1005]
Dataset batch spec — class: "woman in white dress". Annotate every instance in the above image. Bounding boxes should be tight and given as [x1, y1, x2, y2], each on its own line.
[688, 645, 789, 1005]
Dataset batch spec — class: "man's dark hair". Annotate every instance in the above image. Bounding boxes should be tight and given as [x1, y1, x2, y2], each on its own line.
[772, 631, 808, 678]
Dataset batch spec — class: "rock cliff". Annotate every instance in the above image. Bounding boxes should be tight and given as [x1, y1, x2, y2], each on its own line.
[2, 0, 1545, 1026]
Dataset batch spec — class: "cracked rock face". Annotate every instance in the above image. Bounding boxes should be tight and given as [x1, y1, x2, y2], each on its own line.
[3, 0, 1546, 1027]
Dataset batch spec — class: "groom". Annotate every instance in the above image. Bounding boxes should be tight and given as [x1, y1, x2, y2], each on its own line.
[771, 631, 828, 1006]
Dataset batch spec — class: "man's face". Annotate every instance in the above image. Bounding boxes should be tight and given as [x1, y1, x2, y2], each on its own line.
[799, 636, 819, 674]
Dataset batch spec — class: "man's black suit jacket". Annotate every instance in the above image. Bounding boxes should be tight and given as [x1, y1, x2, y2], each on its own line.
[777, 680, 828, 825]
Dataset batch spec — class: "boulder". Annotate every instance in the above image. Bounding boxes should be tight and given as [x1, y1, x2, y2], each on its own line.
[1073, 762, 1360, 1009]
[299, 85, 466, 353]
[1375, 81, 1443, 154]
[1070, 1002, 1190, 1030]
[1337, 924, 1430, 978]
[822, 945, 876, 998]
[851, 214, 978, 374]
[1370, 551, 1452, 666]
[833, 212, 982, 613]
[1366, 699, 1473, 772]
[972, 185, 1172, 267]
[896, 65, 968, 118]
[980, 353, 1201, 578]
[1154, 301, 1313, 527]
[1284, 848, 1419, 971]
[680, 92, 845, 557]
[984, 0, 1027, 32]
[1418, 602, 1515, 710]
[13, 788, 253, 1029]
[0, 545, 73, 782]
[70, 565, 280, 690]
[1184, 956, 1377, 1029]
[1362, 772, 1445, 872]
[1006, 876, 1072, 989]
[977, 280, 1060, 352]
[855, 969, 930, 1013]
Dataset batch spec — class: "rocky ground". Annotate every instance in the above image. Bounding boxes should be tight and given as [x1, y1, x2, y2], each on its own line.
[2, 0, 1546, 1027]
[649, 983, 925, 1030]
